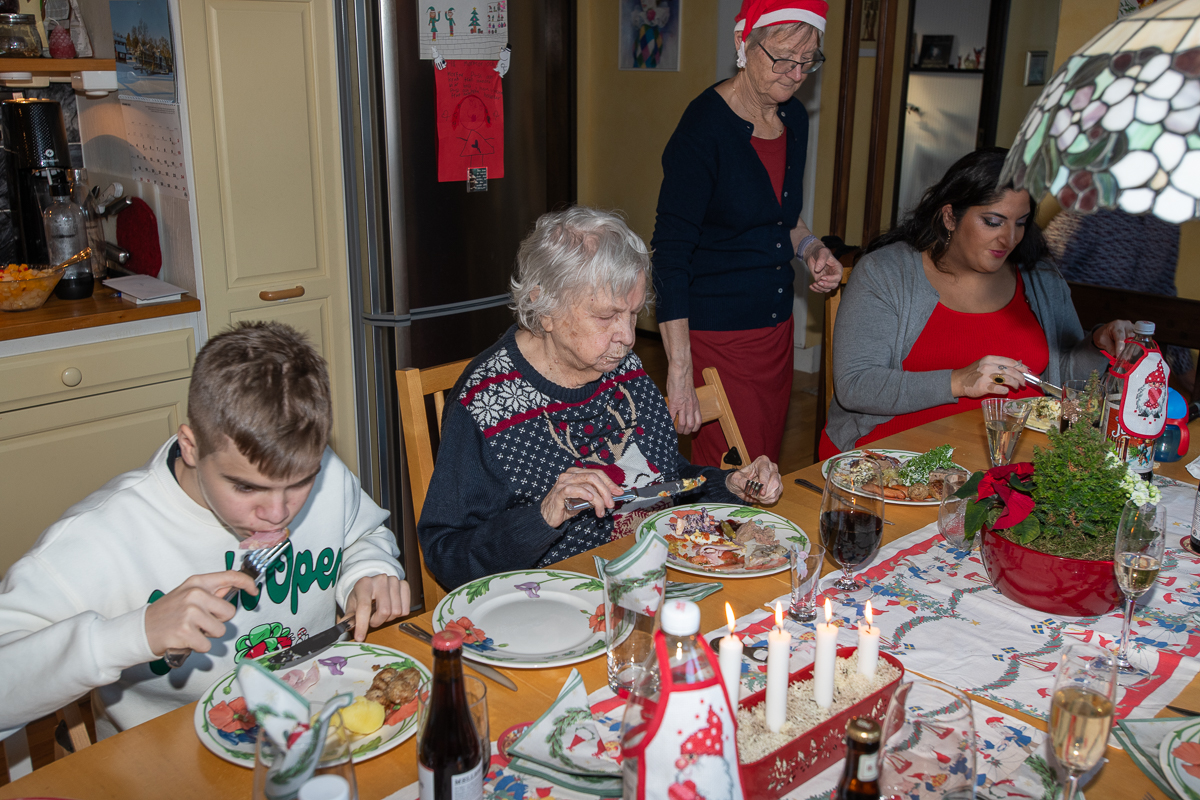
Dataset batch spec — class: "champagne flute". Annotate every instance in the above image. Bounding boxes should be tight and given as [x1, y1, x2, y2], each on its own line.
[820, 454, 885, 602]
[1113, 501, 1167, 675]
[1049, 643, 1117, 800]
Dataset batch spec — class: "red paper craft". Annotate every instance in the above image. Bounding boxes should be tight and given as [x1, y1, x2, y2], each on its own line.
[434, 60, 504, 183]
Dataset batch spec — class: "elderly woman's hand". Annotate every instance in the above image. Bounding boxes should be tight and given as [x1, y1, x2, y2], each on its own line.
[952, 355, 1028, 398]
[804, 244, 843, 294]
[725, 455, 782, 505]
[1092, 319, 1135, 357]
[541, 467, 621, 528]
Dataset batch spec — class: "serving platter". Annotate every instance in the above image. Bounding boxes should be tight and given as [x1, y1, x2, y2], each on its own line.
[194, 641, 429, 766]
[1014, 397, 1060, 433]
[635, 503, 808, 578]
[821, 448, 968, 506]
[431, 569, 605, 669]
[1160, 716, 1200, 800]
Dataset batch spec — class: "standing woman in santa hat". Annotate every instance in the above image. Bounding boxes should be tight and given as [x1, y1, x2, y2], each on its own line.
[651, 0, 841, 468]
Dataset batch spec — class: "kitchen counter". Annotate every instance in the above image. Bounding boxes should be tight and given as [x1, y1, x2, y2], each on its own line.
[0, 286, 201, 341]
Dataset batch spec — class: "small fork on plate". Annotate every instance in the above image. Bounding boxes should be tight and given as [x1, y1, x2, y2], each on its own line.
[162, 538, 293, 669]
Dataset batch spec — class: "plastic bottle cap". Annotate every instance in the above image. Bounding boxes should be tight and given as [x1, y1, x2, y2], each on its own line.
[1134, 320, 1155, 335]
[660, 599, 701, 636]
[298, 775, 351, 800]
[846, 716, 881, 744]
[432, 629, 464, 651]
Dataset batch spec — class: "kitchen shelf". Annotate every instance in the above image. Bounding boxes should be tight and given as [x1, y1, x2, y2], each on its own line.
[0, 57, 116, 75]
[0, 286, 200, 341]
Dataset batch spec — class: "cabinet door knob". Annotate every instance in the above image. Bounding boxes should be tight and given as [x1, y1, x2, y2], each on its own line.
[259, 286, 306, 302]
[62, 367, 82, 387]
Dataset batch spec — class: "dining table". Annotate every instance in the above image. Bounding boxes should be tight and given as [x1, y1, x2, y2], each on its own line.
[3, 409, 1198, 800]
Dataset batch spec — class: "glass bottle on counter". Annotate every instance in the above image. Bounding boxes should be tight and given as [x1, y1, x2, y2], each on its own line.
[834, 717, 881, 800]
[417, 630, 483, 800]
[68, 168, 106, 280]
[1101, 320, 1168, 480]
[42, 181, 93, 299]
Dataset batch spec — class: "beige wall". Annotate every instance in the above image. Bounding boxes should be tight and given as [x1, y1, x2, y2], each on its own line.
[995, 0, 1060, 148]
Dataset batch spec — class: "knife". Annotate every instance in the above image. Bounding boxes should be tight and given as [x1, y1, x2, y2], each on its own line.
[1168, 705, 1200, 717]
[566, 476, 706, 512]
[399, 622, 518, 692]
[261, 614, 355, 670]
[1020, 372, 1063, 399]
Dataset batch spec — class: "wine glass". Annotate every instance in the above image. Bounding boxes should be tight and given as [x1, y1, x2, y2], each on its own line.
[1049, 643, 1117, 800]
[878, 676, 977, 800]
[820, 454, 885, 602]
[1113, 501, 1167, 675]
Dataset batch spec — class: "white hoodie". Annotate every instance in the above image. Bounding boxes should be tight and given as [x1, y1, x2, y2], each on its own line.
[0, 437, 404, 736]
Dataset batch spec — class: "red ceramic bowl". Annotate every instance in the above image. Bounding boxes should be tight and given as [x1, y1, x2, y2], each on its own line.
[979, 527, 1122, 617]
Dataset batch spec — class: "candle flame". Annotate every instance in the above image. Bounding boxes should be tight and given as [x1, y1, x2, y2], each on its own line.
[865, 600, 873, 629]
[824, 598, 833, 625]
[774, 601, 784, 628]
[725, 602, 737, 632]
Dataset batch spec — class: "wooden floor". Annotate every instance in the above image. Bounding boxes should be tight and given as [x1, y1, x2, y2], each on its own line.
[633, 332, 820, 476]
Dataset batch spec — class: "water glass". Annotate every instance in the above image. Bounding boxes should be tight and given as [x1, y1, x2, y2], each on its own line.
[253, 711, 358, 800]
[937, 469, 971, 550]
[417, 674, 490, 762]
[603, 569, 663, 693]
[879, 677, 977, 800]
[788, 543, 827, 623]
[982, 398, 1032, 467]
[1049, 643, 1116, 800]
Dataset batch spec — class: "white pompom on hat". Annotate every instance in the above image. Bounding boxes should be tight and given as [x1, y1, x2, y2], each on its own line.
[734, 0, 829, 39]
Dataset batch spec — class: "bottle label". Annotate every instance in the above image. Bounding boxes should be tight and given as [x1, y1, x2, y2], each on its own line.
[857, 750, 879, 782]
[1111, 350, 1169, 440]
[417, 760, 483, 800]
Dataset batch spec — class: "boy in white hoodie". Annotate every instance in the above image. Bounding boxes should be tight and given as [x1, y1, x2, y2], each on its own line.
[0, 321, 410, 737]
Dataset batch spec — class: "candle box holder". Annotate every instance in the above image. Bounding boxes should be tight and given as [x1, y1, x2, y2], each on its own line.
[737, 646, 904, 799]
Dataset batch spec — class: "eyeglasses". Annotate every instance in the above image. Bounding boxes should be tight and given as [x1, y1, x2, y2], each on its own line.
[757, 43, 825, 75]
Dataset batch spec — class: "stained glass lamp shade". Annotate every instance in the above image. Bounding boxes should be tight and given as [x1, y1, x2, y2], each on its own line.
[999, 0, 1200, 223]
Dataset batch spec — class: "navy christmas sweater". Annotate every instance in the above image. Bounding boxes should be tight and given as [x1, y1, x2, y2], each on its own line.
[418, 325, 740, 589]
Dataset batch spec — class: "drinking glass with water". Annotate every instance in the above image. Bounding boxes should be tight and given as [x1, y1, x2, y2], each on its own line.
[982, 398, 1032, 467]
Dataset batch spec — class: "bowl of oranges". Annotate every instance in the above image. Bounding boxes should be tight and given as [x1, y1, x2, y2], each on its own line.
[0, 263, 66, 311]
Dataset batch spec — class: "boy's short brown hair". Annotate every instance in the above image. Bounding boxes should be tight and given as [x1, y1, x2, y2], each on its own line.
[188, 321, 331, 478]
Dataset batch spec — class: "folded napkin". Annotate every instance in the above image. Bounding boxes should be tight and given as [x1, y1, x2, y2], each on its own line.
[666, 580, 724, 602]
[1114, 717, 1194, 800]
[593, 532, 667, 616]
[238, 659, 353, 800]
[508, 669, 620, 778]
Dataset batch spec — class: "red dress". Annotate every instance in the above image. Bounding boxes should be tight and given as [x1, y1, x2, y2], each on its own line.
[691, 133, 793, 467]
[818, 272, 1049, 459]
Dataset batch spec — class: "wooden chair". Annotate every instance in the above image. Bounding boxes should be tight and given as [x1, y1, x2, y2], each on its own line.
[2, 700, 92, 783]
[815, 254, 858, 460]
[668, 367, 750, 470]
[396, 359, 472, 611]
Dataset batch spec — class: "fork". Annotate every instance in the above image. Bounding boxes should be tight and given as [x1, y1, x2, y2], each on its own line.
[745, 479, 764, 501]
[162, 539, 293, 669]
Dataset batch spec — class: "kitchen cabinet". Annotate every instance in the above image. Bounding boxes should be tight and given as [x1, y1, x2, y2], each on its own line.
[0, 329, 193, 574]
[178, 0, 357, 469]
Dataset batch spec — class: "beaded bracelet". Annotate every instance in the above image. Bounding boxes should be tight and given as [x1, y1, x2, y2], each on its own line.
[796, 234, 821, 261]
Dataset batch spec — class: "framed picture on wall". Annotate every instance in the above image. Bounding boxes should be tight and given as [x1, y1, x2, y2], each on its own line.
[618, 0, 681, 71]
[918, 35, 953, 69]
[1025, 50, 1049, 86]
[860, 0, 879, 42]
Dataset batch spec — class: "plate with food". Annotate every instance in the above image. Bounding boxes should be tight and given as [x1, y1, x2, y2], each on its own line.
[1160, 717, 1200, 800]
[636, 504, 807, 578]
[821, 446, 964, 506]
[431, 569, 606, 669]
[1017, 397, 1060, 433]
[194, 641, 430, 766]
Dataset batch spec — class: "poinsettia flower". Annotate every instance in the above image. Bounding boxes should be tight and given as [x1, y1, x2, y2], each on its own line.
[977, 463, 1036, 529]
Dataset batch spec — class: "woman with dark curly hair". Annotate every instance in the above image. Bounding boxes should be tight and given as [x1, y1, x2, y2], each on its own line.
[820, 148, 1132, 458]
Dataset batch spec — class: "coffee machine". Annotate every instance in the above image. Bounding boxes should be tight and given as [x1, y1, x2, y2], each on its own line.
[2, 98, 71, 264]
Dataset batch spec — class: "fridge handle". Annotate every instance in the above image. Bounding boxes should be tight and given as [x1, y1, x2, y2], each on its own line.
[376, 0, 409, 313]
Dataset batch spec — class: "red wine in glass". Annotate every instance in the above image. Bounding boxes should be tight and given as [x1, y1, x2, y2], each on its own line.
[822, 509, 884, 570]
[820, 453, 886, 599]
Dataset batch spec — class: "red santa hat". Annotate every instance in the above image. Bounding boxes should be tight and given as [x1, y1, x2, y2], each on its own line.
[680, 707, 725, 758]
[1147, 361, 1167, 386]
[735, 0, 829, 40]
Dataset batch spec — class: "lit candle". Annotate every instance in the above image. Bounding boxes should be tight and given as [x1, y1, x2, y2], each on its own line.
[813, 598, 838, 709]
[765, 601, 791, 733]
[857, 600, 880, 679]
[718, 602, 743, 708]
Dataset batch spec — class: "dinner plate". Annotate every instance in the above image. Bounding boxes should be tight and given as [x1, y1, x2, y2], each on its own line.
[635, 503, 808, 578]
[1015, 397, 1060, 433]
[820, 448, 968, 506]
[1159, 716, 1200, 800]
[194, 641, 430, 766]
[431, 569, 605, 669]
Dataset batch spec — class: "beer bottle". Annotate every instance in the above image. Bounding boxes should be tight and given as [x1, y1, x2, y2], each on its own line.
[417, 630, 484, 800]
[834, 717, 881, 800]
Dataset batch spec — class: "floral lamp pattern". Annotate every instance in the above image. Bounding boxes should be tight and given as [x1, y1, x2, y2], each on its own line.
[1000, 0, 1200, 223]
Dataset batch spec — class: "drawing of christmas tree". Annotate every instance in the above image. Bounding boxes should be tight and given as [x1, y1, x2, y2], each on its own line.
[469, 6, 480, 32]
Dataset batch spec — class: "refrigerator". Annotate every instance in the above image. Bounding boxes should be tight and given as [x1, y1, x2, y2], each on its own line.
[335, 0, 576, 610]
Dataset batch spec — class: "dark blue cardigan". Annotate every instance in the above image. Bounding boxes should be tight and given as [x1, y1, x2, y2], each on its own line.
[651, 84, 809, 331]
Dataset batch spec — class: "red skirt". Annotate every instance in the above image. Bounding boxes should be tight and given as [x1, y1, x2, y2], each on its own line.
[689, 318, 794, 467]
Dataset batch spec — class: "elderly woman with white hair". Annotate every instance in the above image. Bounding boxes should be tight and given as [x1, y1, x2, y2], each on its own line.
[418, 206, 783, 590]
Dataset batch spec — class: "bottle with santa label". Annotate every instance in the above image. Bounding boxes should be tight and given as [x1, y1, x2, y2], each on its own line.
[1100, 320, 1170, 480]
[619, 599, 744, 800]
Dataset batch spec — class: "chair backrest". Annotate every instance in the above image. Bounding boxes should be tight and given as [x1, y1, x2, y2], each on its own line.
[815, 257, 856, 459]
[667, 367, 749, 469]
[395, 358, 471, 610]
[2, 700, 92, 783]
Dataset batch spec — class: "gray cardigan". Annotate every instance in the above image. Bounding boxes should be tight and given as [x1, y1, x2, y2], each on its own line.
[826, 242, 1110, 451]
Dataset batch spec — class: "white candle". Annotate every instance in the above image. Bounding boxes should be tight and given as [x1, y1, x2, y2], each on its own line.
[718, 602, 743, 708]
[765, 602, 791, 733]
[813, 598, 838, 709]
[857, 600, 880, 679]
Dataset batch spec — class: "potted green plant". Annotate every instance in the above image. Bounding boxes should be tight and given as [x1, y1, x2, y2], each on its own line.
[955, 420, 1161, 616]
